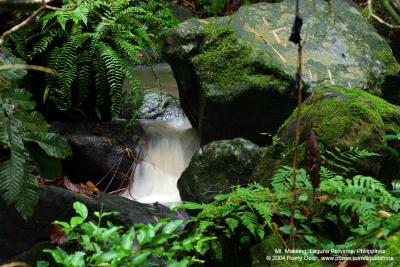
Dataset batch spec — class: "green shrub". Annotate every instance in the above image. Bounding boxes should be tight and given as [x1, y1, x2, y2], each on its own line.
[40, 202, 212, 267]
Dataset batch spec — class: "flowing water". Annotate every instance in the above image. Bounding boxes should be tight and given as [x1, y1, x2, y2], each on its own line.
[121, 63, 199, 205]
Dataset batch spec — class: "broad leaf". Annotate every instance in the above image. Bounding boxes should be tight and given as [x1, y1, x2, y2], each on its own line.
[23, 132, 72, 158]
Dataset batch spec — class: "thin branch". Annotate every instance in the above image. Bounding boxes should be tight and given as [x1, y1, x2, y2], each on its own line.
[0, 64, 59, 75]
[0, 0, 84, 45]
[367, 0, 400, 28]
[0, 0, 52, 46]
[371, 13, 400, 28]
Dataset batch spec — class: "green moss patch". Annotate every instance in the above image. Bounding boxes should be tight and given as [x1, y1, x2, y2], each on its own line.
[192, 26, 291, 100]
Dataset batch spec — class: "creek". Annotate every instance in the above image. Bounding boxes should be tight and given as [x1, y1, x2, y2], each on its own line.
[121, 63, 199, 206]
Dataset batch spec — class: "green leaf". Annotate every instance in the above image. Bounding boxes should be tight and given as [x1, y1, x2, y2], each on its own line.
[137, 225, 155, 245]
[168, 258, 190, 267]
[214, 194, 229, 201]
[25, 142, 62, 179]
[96, 251, 122, 263]
[43, 247, 68, 264]
[73, 202, 88, 219]
[171, 201, 204, 211]
[304, 235, 319, 244]
[162, 220, 184, 235]
[131, 251, 151, 265]
[121, 227, 135, 250]
[70, 216, 85, 228]
[279, 225, 295, 235]
[36, 261, 50, 267]
[23, 132, 72, 159]
[69, 251, 85, 267]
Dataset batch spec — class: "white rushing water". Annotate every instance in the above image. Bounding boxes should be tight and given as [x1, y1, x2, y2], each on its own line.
[121, 116, 199, 205]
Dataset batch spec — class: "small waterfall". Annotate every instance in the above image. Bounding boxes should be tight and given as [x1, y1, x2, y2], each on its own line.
[121, 115, 199, 205]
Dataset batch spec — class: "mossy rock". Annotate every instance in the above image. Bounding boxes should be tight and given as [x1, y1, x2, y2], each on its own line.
[178, 138, 264, 203]
[252, 86, 400, 185]
[162, 0, 399, 146]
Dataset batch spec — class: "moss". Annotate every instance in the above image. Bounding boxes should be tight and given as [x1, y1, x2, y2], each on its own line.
[253, 86, 400, 185]
[192, 26, 253, 93]
[192, 25, 291, 100]
[280, 86, 400, 149]
[374, 49, 400, 75]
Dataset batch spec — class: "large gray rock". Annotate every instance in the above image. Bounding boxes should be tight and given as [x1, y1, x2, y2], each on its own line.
[50, 120, 142, 191]
[0, 186, 185, 264]
[162, 0, 400, 146]
[178, 138, 264, 203]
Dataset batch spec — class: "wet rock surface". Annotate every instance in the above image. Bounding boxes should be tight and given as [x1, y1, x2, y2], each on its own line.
[50, 120, 142, 190]
[139, 90, 184, 121]
[162, 0, 400, 146]
[178, 138, 264, 203]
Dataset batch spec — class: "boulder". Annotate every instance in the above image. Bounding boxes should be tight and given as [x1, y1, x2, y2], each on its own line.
[161, 0, 400, 146]
[0, 185, 186, 264]
[252, 86, 400, 185]
[178, 138, 264, 203]
[50, 120, 142, 191]
[139, 90, 184, 121]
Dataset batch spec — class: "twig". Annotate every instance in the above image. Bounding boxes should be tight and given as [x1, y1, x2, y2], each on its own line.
[0, 64, 58, 76]
[0, 0, 52, 46]
[371, 13, 400, 28]
[0, 0, 85, 46]
[367, 0, 400, 28]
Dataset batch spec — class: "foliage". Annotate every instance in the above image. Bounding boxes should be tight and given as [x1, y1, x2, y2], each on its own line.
[42, 144, 400, 265]
[321, 146, 380, 176]
[40, 201, 212, 267]
[0, 70, 71, 219]
[6, 0, 178, 119]
[173, 162, 400, 263]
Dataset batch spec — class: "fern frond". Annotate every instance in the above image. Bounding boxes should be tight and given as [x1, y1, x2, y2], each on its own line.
[253, 203, 272, 228]
[14, 161, 38, 219]
[322, 147, 379, 176]
[0, 126, 27, 204]
[338, 198, 376, 222]
[98, 43, 124, 117]
[238, 211, 258, 237]
[271, 166, 311, 192]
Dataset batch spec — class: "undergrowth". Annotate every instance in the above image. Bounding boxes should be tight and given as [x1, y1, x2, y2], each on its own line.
[0, 54, 72, 219]
[40, 157, 400, 266]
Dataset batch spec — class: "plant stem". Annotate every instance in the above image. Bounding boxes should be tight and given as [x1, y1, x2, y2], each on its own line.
[289, 0, 303, 250]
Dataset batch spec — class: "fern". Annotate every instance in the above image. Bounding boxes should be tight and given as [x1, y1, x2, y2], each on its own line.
[0, 67, 72, 218]
[271, 165, 311, 192]
[322, 146, 379, 176]
[6, 0, 178, 119]
[176, 147, 399, 261]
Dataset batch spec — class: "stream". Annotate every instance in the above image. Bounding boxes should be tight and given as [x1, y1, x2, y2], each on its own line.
[121, 63, 199, 206]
